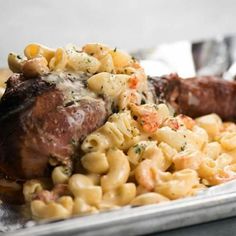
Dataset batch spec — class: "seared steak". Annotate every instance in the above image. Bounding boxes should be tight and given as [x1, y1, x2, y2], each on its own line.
[150, 73, 236, 121]
[0, 72, 108, 180]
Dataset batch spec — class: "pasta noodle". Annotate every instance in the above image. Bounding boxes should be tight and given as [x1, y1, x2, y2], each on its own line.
[102, 183, 136, 206]
[23, 180, 44, 202]
[101, 148, 130, 191]
[81, 152, 109, 174]
[155, 169, 199, 200]
[81, 111, 139, 152]
[49, 48, 68, 71]
[131, 192, 169, 206]
[24, 43, 55, 62]
[31, 196, 73, 220]
[88, 72, 130, 97]
[8, 53, 25, 73]
[51, 166, 71, 185]
[22, 57, 49, 78]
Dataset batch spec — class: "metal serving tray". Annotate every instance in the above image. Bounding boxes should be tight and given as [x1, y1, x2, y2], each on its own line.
[2, 35, 236, 235]
[2, 191, 236, 236]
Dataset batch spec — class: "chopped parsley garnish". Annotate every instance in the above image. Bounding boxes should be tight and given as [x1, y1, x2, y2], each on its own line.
[134, 144, 142, 154]
[63, 167, 72, 176]
[154, 104, 159, 110]
[180, 142, 187, 151]
[141, 98, 146, 105]
[111, 103, 119, 113]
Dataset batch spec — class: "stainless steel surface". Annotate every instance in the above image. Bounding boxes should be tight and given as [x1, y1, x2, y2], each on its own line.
[3, 192, 236, 236]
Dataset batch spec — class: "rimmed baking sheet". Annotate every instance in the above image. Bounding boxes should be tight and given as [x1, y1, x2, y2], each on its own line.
[3, 190, 236, 236]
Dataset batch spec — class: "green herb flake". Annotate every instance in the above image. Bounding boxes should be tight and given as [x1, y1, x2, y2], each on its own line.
[180, 142, 187, 151]
[134, 144, 142, 154]
[154, 105, 159, 110]
[141, 98, 146, 105]
[62, 166, 72, 176]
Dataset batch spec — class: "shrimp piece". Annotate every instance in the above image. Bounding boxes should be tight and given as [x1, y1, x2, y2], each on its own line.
[173, 149, 203, 170]
[135, 159, 158, 191]
[33, 190, 55, 203]
[162, 117, 179, 131]
[118, 90, 141, 110]
[128, 74, 139, 89]
[33, 184, 69, 203]
[176, 114, 196, 130]
[52, 184, 70, 198]
[211, 165, 236, 185]
[141, 113, 160, 133]
[130, 104, 161, 133]
[131, 61, 142, 69]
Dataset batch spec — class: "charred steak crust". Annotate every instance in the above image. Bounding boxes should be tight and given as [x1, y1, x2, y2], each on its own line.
[0, 74, 54, 120]
[0, 73, 108, 180]
[149, 74, 181, 110]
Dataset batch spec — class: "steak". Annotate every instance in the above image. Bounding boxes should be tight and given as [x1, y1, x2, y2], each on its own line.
[0, 72, 108, 180]
[150, 73, 236, 121]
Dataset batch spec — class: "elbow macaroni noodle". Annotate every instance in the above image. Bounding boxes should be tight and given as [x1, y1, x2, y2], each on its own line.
[8, 43, 236, 220]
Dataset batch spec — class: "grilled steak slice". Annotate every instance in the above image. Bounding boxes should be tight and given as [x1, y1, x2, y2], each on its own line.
[0, 72, 108, 180]
[150, 73, 236, 121]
